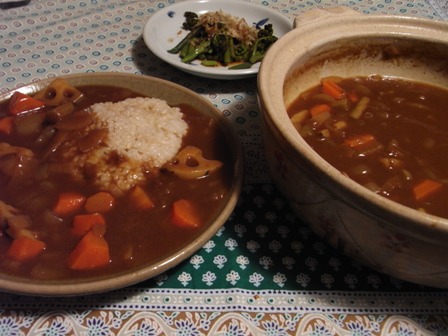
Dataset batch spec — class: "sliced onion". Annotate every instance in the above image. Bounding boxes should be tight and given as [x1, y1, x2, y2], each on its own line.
[55, 111, 92, 131]
[77, 128, 108, 153]
[46, 102, 75, 122]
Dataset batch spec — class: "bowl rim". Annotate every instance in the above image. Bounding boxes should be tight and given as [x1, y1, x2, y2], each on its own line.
[258, 12, 448, 235]
[0, 72, 244, 296]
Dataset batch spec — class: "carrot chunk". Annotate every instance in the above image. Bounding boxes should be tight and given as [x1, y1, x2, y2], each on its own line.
[413, 179, 443, 202]
[53, 192, 86, 216]
[321, 79, 345, 100]
[67, 231, 110, 270]
[310, 104, 331, 117]
[71, 213, 106, 237]
[309, 104, 332, 126]
[348, 91, 359, 103]
[84, 191, 115, 213]
[6, 236, 46, 262]
[129, 185, 154, 210]
[0, 117, 14, 134]
[8, 91, 45, 115]
[171, 199, 201, 228]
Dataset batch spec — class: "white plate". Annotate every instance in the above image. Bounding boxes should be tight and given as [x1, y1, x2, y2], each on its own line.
[143, 0, 293, 80]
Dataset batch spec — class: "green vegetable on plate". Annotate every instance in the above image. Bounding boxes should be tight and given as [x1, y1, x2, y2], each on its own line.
[168, 11, 278, 70]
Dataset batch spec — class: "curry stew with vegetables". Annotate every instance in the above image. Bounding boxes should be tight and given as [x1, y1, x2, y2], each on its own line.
[288, 75, 448, 218]
[0, 80, 233, 281]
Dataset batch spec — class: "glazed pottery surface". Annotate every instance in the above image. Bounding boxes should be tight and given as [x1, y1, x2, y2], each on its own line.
[258, 7, 448, 288]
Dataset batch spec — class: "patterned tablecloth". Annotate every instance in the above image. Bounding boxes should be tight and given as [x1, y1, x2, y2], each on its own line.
[1, 0, 448, 334]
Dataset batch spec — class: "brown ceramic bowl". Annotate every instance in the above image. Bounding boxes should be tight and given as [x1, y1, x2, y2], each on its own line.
[258, 7, 448, 288]
[0, 73, 244, 296]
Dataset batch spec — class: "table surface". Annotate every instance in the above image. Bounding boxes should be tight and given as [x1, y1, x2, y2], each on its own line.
[1, 0, 448, 334]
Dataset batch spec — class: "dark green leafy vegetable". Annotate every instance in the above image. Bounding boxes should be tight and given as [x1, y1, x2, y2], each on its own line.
[228, 62, 252, 70]
[182, 11, 199, 30]
[168, 11, 278, 69]
[181, 39, 211, 63]
[249, 34, 278, 64]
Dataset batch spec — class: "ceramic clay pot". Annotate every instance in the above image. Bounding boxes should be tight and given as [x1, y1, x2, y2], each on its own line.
[257, 7, 448, 288]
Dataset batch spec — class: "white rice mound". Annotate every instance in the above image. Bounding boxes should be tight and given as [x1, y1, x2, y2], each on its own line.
[63, 97, 188, 193]
[89, 97, 188, 167]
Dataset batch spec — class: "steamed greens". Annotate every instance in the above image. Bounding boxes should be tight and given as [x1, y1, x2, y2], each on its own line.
[168, 11, 278, 69]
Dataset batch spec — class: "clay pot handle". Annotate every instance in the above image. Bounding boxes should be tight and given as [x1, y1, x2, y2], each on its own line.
[293, 6, 360, 28]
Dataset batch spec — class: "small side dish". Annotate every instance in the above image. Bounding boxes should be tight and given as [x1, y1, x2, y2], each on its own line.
[142, 0, 292, 79]
[168, 10, 278, 69]
[0, 77, 235, 284]
[288, 75, 448, 218]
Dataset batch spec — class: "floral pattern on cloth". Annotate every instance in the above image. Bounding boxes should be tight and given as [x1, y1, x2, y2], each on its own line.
[1, 0, 448, 335]
[1, 303, 448, 335]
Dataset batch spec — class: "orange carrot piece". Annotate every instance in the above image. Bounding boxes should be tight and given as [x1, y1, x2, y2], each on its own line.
[344, 134, 375, 149]
[6, 236, 46, 262]
[71, 213, 106, 237]
[171, 199, 201, 228]
[310, 104, 331, 117]
[348, 91, 359, 103]
[413, 179, 443, 202]
[67, 231, 110, 270]
[0, 117, 14, 134]
[53, 192, 86, 216]
[129, 185, 154, 210]
[8, 91, 45, 115]
[84, 191, 115, 213]
[321, 79, 345, 100]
